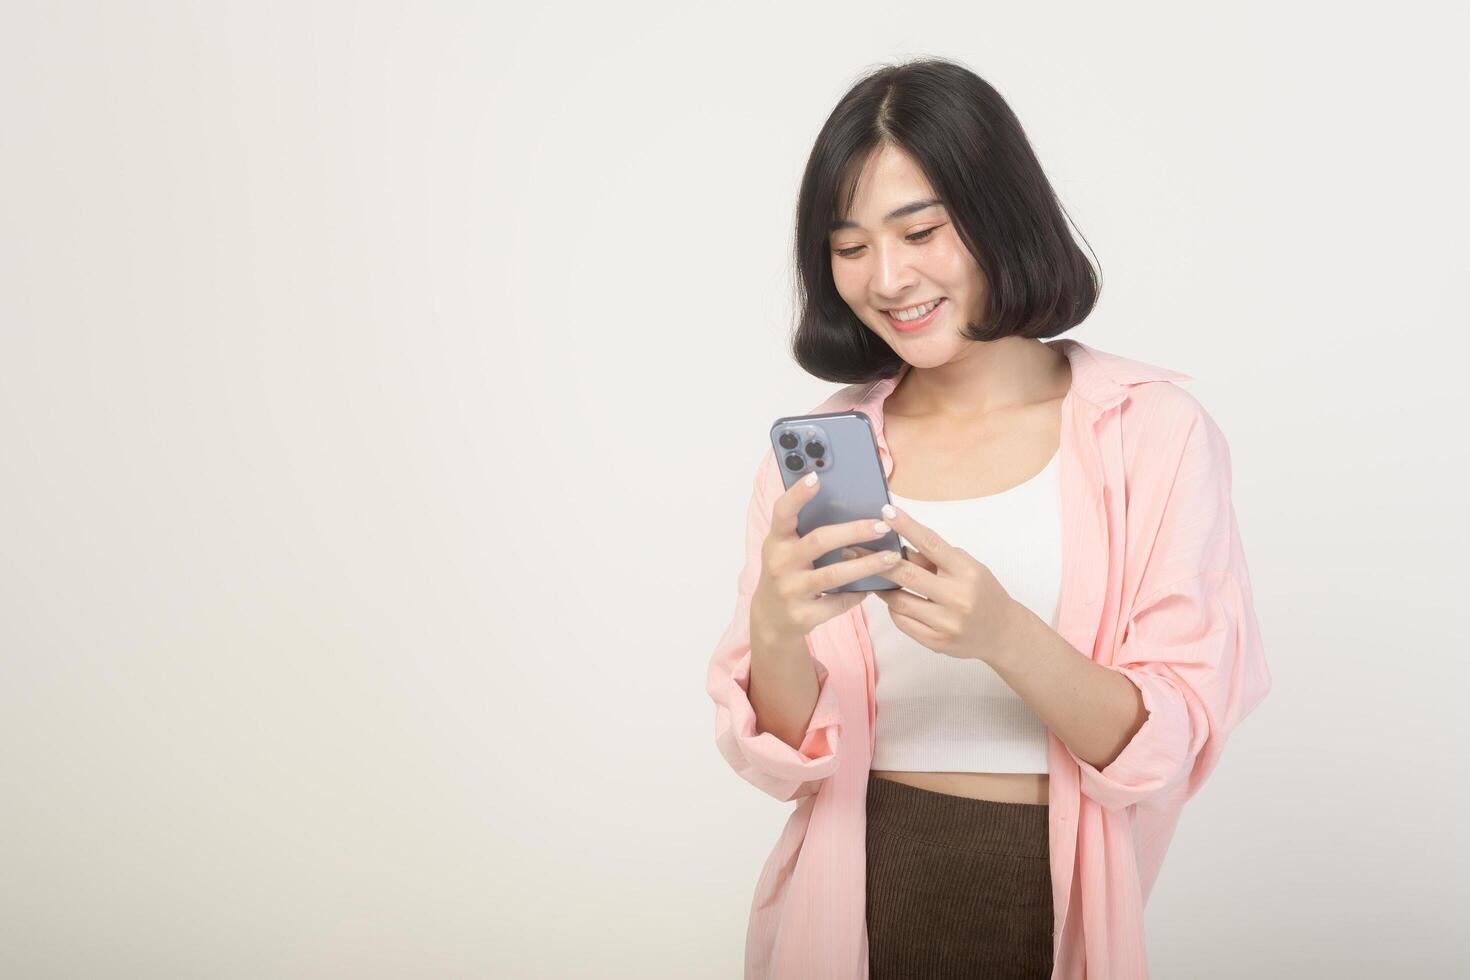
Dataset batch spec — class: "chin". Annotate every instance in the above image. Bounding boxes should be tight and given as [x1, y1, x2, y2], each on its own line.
[894, 348, 959, 368]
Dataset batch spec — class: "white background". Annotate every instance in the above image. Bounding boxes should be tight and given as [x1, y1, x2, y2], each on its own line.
[2, 1, 1466, 976]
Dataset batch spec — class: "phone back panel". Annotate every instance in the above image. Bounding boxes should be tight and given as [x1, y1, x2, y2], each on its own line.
[769, 410, 902, 593]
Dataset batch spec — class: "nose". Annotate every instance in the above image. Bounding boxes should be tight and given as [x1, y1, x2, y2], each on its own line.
[872, 239, 917, 306]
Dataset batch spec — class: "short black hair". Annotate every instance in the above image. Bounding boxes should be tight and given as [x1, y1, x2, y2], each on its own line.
[791, 57, 1101, 384]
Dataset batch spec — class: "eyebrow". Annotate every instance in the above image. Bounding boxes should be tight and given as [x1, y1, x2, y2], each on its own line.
[829, 197, 943, 233]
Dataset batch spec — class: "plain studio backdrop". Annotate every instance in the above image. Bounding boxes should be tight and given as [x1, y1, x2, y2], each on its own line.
[2, 2, 1466, 977]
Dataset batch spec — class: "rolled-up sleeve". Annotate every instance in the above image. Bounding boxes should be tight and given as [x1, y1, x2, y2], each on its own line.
[1067, 407, 1273, 813]
[706, 452, 844, 804]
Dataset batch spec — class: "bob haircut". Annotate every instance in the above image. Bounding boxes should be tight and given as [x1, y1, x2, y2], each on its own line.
[792, 57, 1101, 384]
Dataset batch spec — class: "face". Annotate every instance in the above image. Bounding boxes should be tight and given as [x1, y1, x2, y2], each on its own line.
[827, 143, 987, 366]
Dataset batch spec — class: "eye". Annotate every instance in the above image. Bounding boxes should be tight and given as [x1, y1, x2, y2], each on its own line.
[833, 225, 942, 259]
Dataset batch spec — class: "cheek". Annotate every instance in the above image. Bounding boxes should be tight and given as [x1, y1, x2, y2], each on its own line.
[938, 242, 983, 291]
[831, 263, 861, 304]
[934, 245, 970, 281]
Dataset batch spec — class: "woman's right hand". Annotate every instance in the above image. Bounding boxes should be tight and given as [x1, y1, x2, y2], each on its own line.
[749, 472, 902, 645]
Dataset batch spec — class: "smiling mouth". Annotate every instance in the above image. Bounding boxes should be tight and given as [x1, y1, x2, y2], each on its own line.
[883, 298, 942, 315]
[883, 297, 946, 330]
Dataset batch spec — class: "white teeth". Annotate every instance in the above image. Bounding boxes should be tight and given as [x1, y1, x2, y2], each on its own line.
[889, 299, 940, 322]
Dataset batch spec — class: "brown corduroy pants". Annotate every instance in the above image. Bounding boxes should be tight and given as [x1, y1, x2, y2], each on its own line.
[865, 776, 1054, 978]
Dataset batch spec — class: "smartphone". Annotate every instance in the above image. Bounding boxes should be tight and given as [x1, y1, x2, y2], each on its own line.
[770, 410, 905, 594]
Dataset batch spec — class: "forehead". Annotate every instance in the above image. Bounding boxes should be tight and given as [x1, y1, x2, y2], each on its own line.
[834, 145, 940, 225]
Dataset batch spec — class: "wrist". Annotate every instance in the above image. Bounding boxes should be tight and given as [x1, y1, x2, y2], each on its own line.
[986, 598, 1038, 668]
[749, 604, 803, 659]
[752, 622, 806, 657]
[750, 588, 801, 646]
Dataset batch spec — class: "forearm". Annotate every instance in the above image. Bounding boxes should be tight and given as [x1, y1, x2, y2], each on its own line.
[988, 601, 1148, 771]
[748, 625, 820, 753]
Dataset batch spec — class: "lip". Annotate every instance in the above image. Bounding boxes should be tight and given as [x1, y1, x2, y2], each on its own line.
[883, 298, 946, 333]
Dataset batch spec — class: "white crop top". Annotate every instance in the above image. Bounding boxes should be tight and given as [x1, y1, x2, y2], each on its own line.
[862, 448, 1062, 774]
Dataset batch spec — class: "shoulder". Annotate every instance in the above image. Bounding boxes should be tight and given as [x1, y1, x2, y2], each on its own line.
[1119, 380, 1234, 485]
[808, 381, 873, 415]
[1122, 378, 1225, 445]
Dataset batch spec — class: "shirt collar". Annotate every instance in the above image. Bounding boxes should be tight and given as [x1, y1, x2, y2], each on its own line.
[847, 339, 1194, 453]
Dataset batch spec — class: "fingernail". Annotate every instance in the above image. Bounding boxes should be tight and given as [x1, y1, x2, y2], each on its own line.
[881, 504, 896, 520]
[804, 473, 818, 487]
[872, 521, 889, 534]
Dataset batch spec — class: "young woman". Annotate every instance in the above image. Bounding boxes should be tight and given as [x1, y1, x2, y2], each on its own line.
[707, 58, 1271, 978]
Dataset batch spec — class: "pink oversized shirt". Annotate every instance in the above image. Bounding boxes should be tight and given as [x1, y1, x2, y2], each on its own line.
[707, 338, 1272, 979]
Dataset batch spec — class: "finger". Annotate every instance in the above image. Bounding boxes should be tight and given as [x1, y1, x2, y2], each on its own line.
[771, 470, 823, 541]
[866, 564, 938, 607]
[800, 514, 895, 568]
[815, 588, 870, 617]
[904, 545, 939, 576]
[847, 545, 930, 582]
[874, 594, 948, 648]
[880, 503, 966, 575]
[862, 543, 935, 571]
[859, 542, 951, 606]
[844, 546, 918, 585]
[808, 545, 901, 595]
[838, 544, 900, 561]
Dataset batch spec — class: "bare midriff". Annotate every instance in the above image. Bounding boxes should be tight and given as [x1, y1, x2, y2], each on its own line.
[869, 770, 1048, 804]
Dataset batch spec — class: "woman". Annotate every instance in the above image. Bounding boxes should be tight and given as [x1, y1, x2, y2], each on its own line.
[706, 58, 1271, 978]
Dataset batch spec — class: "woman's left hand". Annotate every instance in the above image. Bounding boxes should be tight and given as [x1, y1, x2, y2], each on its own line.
[845, 503, 1027, 665]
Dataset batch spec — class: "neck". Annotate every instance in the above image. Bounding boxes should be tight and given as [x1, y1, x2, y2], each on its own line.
[889, 337, 1071, 421]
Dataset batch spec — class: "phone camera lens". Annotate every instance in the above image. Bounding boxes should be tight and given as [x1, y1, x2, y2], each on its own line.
[805, 440, 825, 459]
[778, 431, 799, 450]
[783, 452, 805, 472]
